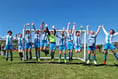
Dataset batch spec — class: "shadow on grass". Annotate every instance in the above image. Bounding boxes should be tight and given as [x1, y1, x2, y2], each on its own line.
[11, 61, 118, 67]
[83, 63, 118, 67]
[14, 61, 84, 65]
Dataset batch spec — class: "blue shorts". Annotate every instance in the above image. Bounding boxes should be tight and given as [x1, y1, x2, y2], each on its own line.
[59, 45, 66, 51]
[41, 40, 47, 47]
[18, 46, 24, 50]
[34, 42, 40, 48]
[67, 42, 73, 50]
[25, 43, 32, 49]
[104, 43, 115, 50]
[50, 43, 56, 51]
[4, 45, 13, 50]
[75, 45, 82, 50]
[87, 46, 96, 50]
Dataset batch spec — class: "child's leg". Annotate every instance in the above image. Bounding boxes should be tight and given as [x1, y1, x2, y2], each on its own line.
[59, 51, 62, 60]
[70, 50, 73, 59]
[35, 48, 38, 59]
[104, 50, 107, 64]
[111, 49, 118, 59]
[63, 51, 66, 60]
[52, 50, 55, 59]
[87, 50, 91, 60]
[37, 48, 40, 59]
[19, 50, 23, 61]
[6, 50, 9, 61]
[29, 48, 32, 60]
[92, 50, 96, 61]
[25, 49, 28, 60]
[68, 50, 70, 59]
[10, 50, 13, 61]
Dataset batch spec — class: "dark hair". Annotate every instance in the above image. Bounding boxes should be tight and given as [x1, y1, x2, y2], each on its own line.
[110, 29, 115, 34]
[18, 33, 22, 35]
[76, 31, 80, 34]
[7, 30, 12, 34]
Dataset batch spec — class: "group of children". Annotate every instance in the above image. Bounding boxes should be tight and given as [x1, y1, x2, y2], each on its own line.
[1, 22, 118, 64]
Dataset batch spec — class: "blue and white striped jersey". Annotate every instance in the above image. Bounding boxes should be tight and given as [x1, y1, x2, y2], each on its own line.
[88, 34, 97, 46]
[24, 34, 32, 43]
[34, 33, 41, 43]
[67, 34, 74, 42]
[74, 36, 81, 46]
[18, 37, 25, 46]
[41, 32, 48, 41]
[56, 35, 66, 46]
[0, 35, 16, 45]
[102, 27, 118, 44]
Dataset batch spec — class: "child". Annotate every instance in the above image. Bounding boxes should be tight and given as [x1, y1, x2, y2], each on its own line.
[0, 31, 16, 61]
[24, 23, 32, 60]
[67, 22, 74, 62]
[73, 22, 83, 53]
[32, 22, 42, 61]
[56, 27, 67, 63]
[86, 25, 101, 64]
[102, 25, 118, 64]
[17, 33, 25, 61]
[45, 24, 57, 61]
[40, 22, 49, 56]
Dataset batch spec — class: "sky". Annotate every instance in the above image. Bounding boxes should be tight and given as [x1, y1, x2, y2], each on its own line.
[0, 0, 118, 44]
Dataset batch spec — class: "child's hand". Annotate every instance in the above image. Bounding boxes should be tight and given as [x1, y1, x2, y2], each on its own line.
[80, 25, 83, 29]
[40, 25, 42, 28]
[63, 27, 65, 31]
[68, 22, 70, 25]
[73, 22, 76, 25]
[56, 29, 58, 32]
[98, 25, 101, 28]
[32, 22, 34, 26]
[45, 24, 48, 27]
[42, 21, 44, 24]
[102, 25, 104, 27]
[16, 34, 17, 37]
[52, 25, 55, 29]
[86, 25, 89, 28]
[27, 23, 30, 26]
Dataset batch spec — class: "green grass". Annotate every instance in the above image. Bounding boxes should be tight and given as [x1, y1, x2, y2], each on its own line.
[0, 49, 118, 79]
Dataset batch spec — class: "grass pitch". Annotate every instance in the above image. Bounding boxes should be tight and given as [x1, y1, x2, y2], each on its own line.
[0, 49, 118, 79]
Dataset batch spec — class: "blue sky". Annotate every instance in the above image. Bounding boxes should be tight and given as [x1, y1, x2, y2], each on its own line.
[0, 0, 118, 44]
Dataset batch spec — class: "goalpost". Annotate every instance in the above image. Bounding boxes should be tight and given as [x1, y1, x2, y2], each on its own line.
[23, 29, 87, 62]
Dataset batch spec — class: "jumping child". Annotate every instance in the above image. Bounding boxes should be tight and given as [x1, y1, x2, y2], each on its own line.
[24, 23, 32, 60]
[56, 27, 67, 63]
[0, 31, 16, 61]
[102, 25, 118, 64]
[86, 25, 101, 64]
[45, 24, 57, 61]
[73, 22, 83, 53]
[32, 22, 42, 61]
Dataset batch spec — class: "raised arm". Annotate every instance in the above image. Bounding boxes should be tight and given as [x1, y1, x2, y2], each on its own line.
[80, 25, 83, 36]
[32, 22, 36, 32]
[27, 23, 31, 35]
[52, 25, 56, 36]
[41, 22, 44, 31]
[113, 32, 118, 36]
[102, 25, 108, 35]
[96, 25, 101, 35]
[67, 22, 70, 34]
[45, 24, 50, 35]
[86, 25, 89, 35]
